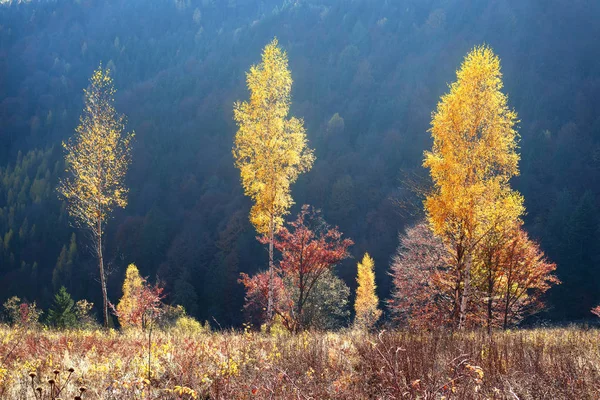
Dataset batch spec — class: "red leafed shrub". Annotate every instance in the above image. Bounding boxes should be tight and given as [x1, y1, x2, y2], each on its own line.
[242, 205, 353, 332]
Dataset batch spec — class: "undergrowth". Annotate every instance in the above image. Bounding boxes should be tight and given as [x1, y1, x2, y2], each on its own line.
[0, 326, 598, 399]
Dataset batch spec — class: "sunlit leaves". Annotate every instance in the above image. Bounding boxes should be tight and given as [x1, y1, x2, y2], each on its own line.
[241, 206, 352, 332]
[423, 46, 524, 328]
[57, 64, 133, 327]
[57, 65, 133, 236]
[114, 264, 165, 330]
[389, 221, 559, 330]
[232, 38, 314, 236]
[354, 253, 381, 329]
[424, 45, 523, 243]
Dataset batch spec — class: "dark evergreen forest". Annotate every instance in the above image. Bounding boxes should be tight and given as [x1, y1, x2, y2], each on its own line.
[1, 0, 599, 326]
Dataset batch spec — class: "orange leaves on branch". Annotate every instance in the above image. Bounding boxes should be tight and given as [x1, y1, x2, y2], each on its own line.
[241, 206, 352, 332]
[494, 228, 559, 328]
[272, 206, 352, 332]
[388, 222, 559, 330]
[239, 271, 292, 330]
[273, 206, 353, 287]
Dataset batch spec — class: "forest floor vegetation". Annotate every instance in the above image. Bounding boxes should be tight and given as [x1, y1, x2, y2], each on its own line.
[0, 326, 598, 399]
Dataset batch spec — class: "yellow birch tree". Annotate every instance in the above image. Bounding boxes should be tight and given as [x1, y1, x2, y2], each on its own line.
[58, 65, 133, 328]
[233, 38, 314, 322]
[354, 252, 382, 329]
[423, 46, 524, 329]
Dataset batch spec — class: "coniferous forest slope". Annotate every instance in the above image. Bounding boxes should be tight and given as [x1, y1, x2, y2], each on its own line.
[1, 0, 600, 326]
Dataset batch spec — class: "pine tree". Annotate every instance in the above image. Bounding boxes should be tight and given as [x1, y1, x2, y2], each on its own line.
[354, 253, 381, 329]
[47, 286, 77, 329]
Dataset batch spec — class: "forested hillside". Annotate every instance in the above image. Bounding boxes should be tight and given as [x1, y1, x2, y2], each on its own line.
[1, 0, 599, 326]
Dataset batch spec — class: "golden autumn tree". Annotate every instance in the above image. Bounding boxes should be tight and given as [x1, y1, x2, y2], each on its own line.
[116, 264, 144, 328]
[115, 264, 165, 329]
[354, 253, 381, 329]
[58, 65, 133, 328]
[233, 38, 314, 322]
[423, 46, 524, 329]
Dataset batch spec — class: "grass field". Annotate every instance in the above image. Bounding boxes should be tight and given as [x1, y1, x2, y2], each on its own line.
[0, 326, 599, 399]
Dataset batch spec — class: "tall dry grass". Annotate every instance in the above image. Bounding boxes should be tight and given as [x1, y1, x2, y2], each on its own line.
[0, 326, 598, 399]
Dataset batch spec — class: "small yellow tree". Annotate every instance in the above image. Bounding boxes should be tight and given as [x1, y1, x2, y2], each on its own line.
[354, 253, 381, 329]
[58, 65, 133, 327]
[116, 264, 144, 329]
[423, 46, 524, 329]
[233, 38, 314, 322]
[115, 263, 165, 329]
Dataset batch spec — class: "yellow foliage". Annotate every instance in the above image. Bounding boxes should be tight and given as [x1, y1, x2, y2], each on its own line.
[423, 46, 524, 327]
[354, 253, 381, 329]
[0, 366, 7, 389]
[424, 45, 523, 243]
[173, 385, 198, 399]
[174, 316, 209, 336]
[57, 64, 133, 327]
[58, 64, 133, 233]
[260, 314, 289, 337]
[233, 38, 315, 236]
[116, 264, 143, 329]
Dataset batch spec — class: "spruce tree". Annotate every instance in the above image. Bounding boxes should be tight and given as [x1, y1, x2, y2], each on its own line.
[48, 286, 77, 329]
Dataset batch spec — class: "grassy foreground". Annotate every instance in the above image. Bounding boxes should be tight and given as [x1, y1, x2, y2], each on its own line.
[0, 326, 599, 399]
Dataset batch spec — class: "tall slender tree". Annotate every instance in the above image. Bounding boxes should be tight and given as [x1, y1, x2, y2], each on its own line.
[354, 253, 381, 329]
[423, 46, 524, 329]
[233, 38, 314, 324]
[58, 65, 133, 328]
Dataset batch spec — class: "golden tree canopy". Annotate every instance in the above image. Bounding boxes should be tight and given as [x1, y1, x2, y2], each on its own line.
[58, 65, 133, 234]
[233, 38, 314, 235]
[423, 45, 524, 245]
[354, 252, 381, 328]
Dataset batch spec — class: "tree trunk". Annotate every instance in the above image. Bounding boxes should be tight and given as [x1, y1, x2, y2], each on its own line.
[487, 267, 493, 335]
[487, 290, 493, 335]
[503, 277, 511, 330]
[266, 215, 275, 332]
[97, 218, 109, 328]
[296, 278, 304, 334]
[458, 252, 473, 330]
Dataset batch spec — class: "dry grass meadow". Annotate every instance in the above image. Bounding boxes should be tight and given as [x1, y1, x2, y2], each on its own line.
[1, 326, 599, 399]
